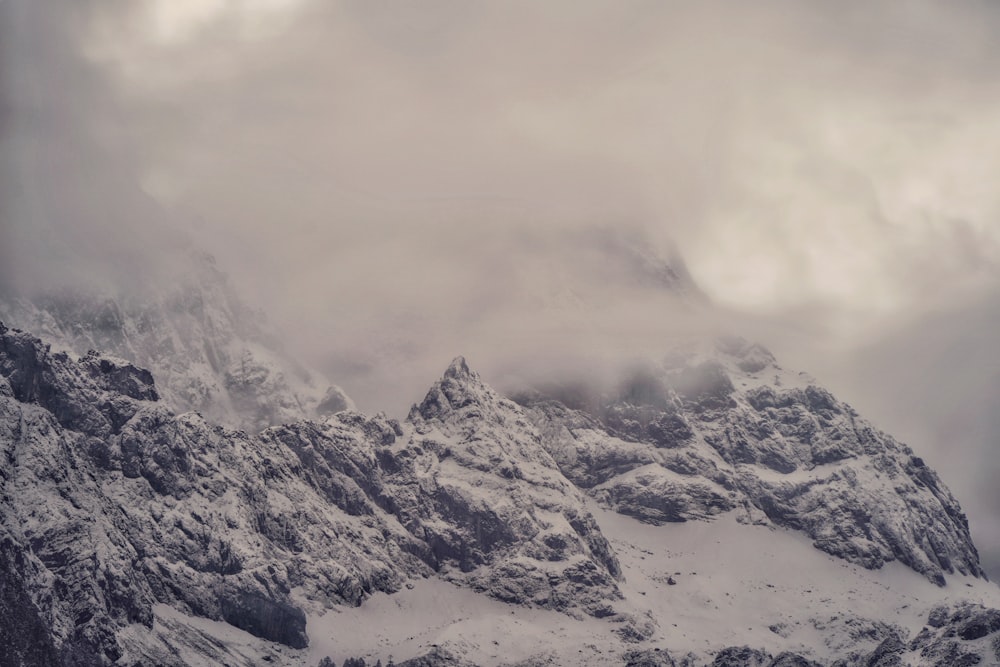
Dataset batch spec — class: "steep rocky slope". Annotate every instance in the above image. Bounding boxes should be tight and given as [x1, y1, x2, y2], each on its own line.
[0, 323, 420, 664]
[308, 500, 1000, 667]
[394, 358, 622, 612]
[0, 325, 618, 665]
[518, 336, 983, 586]
[1, 321, 999, 666]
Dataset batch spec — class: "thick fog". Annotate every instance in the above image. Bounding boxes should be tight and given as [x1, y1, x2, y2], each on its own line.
[2, 1, 1000, 576]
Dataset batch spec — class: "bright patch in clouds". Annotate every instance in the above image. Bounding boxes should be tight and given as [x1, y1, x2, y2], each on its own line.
[144, 0, 228, 44]
[142, 0, 305, 43]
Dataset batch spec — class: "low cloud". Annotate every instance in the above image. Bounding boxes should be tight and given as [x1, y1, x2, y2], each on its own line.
[4, 0, 1000, 572]
[72, 0, 1000, 328]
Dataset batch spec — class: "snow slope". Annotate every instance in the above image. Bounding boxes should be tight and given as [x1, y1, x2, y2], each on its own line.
[303, 505, 1000, 666]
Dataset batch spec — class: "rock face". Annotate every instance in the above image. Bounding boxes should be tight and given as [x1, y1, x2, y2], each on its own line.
[0, 324, 425, 664]
[519, 337, 984, 586]
[907, 602, 1000, 665]
[399, 358, 622, 612]
[0, 327, 620, 664]
[0, 252, 351, 432]
[0, 537, 62, 667]
[1, 320, 997, 666]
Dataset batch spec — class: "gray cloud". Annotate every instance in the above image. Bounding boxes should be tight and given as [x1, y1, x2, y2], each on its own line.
[0, 0, 191, 297]
[75, 0, 1000, 320]
[4, 0, 1000, 574]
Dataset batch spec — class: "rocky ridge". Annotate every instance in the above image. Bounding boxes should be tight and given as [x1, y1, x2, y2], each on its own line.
[518, 336, 983, 586]
[1, 321, 999, 665]
[0, 325, 620, 665]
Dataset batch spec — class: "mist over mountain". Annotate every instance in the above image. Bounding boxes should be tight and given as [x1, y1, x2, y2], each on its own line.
[3, 2, 1000, 663]
[4, 0, 1000, 577]
[809, 290, 1000, 584]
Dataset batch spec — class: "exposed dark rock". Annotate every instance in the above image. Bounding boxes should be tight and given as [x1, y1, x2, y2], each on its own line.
[0, 327, 158, 440]
[1, 323, 995, 666]
[592, 468, 735, 524]
[768, 653, 822, 667]
[864, 635, 906, 667]
[0, 538, 62, 667]
[623, 647, 676, 666]
[612, 612, 658, 643]
[0, 336, 624, 663]
[929, 602, 1000, 641]
[905, 602, 1000, 666]
[711, 645, 771, 667]
[218, 589, 308, 649]
[396, 647, 477, 667]
[400, 359, 622, 612]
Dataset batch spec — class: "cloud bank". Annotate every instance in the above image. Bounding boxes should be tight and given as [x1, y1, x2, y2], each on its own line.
[3, 0, 1000, 573]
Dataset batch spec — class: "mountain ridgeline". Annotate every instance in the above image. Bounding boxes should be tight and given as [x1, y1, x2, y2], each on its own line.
[517, 337, 983, 586]
[1, 316, 999, 666]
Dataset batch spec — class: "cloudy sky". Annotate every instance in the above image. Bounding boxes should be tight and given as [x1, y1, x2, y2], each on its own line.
[2, 0, 999, 575]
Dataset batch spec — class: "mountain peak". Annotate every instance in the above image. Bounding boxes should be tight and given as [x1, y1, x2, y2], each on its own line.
[444, 355, 472, 380]
[409, 357, 493, 425]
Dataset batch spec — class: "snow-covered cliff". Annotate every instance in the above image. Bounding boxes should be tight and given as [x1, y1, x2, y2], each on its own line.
[520, 336, 983, 587]
[2, 322, 999, 666]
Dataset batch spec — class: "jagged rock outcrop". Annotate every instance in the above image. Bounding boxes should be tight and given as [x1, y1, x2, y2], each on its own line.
[520, 337, 984, 585]
[0, 537, 62, 666]
[623, 648, 677, 666]
[710, 646, 774, 667]
[908, 602, 1000, 666]
[396, 647, 478, 667]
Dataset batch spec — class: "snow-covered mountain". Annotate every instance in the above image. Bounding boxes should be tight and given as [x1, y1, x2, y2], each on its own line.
[519, 336, 982, 587]
[2, 319, 999, 666]
[0, 251, 351, 433]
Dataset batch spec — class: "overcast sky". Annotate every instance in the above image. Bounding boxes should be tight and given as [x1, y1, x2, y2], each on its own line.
[2, 0, 999, 577]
